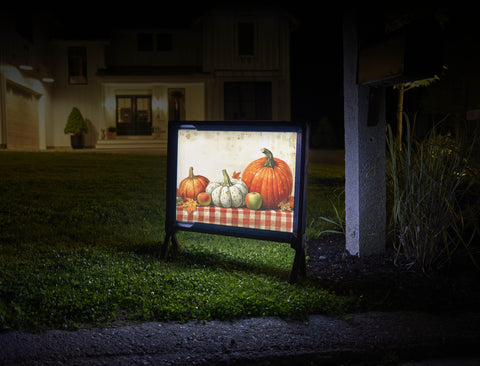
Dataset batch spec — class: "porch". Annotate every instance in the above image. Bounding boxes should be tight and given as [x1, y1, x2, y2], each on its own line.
[95, 135, 167, 154]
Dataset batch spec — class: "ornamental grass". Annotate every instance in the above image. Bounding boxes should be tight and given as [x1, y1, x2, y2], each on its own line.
[386, 116, 480, 272]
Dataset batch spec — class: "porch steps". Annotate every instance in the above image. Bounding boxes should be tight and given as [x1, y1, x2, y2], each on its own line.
[95, 137, 167, 153]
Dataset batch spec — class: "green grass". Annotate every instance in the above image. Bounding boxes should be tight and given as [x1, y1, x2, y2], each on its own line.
[0, 151, 346, 331]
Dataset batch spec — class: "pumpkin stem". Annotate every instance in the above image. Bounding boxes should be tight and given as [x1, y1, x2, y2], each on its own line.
[188, 166, 195, 179]
[262, 148, 276, 168]
[222, 169, 233, 186]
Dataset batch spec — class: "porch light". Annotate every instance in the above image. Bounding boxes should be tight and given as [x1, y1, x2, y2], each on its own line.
[104, 97, 115, 110]
[19, 64, 34, 71]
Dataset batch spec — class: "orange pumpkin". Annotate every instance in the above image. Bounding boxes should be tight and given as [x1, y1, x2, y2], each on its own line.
[178, 166, 209, 200]
[241, 148, 293, 209]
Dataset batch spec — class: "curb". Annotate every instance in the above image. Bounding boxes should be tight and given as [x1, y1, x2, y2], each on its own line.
[2, 311, 480, 365]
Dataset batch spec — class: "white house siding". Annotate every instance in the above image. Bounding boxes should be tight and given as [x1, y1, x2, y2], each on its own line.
[185, 83, 206, 121]
[50, 41, 107, 148]
[100, 25, 206, 138]
[202, 12, 282, 71]
[201, 7, 293, 122]
[105, 28, 202, 68]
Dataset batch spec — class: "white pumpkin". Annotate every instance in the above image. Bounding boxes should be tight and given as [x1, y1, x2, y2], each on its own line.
[206, 169, 248, 208]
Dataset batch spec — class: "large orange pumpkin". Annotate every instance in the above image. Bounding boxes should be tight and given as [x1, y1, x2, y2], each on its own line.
[241, 148, 293, 209]
[178, 166, 209, 200]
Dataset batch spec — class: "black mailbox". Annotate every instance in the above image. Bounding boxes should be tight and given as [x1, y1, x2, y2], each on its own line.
[358, 18, 443, 86]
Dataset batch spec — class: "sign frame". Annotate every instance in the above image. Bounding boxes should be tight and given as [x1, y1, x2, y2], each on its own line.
[162, 120, 309, 283]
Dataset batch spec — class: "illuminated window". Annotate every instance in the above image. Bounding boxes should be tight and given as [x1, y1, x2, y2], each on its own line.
[68, 47, 87, 84]
[224, 82, 272, 120]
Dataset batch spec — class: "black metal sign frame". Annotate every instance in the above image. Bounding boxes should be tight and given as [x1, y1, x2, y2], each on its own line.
[162, 120, 309, 283]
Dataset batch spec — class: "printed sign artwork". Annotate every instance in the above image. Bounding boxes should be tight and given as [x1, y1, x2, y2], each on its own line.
[175, 130, 297, 233]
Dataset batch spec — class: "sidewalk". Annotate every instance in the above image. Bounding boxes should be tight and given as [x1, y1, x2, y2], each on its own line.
[1, 311, 480, 365]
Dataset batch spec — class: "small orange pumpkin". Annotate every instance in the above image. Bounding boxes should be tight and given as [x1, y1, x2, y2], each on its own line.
[178, 166, 209, 200]
[241, 148, 293, 209]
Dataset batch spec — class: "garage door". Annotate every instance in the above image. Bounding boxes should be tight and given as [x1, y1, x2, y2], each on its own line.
[6, 81, 39, 149]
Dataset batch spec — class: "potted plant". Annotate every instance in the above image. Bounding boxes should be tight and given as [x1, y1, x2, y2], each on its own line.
[64, 107, 88, 149]
[107, 126, 117, 139]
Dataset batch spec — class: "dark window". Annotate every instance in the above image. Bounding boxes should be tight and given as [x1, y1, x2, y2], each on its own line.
[157, 33, 172, 51]
[238, 22, 255, 56]
[68, 47, 87, 84]
[138, 33, 153, 51]
[224, 82, 272, 120]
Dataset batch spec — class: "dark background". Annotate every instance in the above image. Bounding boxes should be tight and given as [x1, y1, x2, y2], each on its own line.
[12, 4, 477, 150]
[288, 7, 344, 148]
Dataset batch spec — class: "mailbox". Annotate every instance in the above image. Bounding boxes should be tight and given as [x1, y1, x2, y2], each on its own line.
[358, 19, 443, 86]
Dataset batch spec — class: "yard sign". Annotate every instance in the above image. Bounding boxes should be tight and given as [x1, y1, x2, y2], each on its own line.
[162, 120, 309, 283]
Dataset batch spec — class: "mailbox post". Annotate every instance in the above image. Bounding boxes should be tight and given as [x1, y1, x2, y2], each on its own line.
[343, 9, 443, 256]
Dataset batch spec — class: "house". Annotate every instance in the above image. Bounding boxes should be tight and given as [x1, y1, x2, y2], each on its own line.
[0, 5, 297, 151]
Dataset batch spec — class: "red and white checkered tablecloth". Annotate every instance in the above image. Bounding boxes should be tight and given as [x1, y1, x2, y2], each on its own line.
[176, 206, 293, 232]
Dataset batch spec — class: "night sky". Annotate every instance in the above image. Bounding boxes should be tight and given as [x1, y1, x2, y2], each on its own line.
[288, 7, 344, 130]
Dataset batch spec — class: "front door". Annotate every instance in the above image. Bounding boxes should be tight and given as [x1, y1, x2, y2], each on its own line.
[116, 95, 152, 136]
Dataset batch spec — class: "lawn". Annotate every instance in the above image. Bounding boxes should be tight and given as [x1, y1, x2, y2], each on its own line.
[0, 151, 346, 331]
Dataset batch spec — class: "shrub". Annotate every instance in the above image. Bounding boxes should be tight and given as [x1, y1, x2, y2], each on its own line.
[386, 116, 479, 272]
[64, 107, 88, 135]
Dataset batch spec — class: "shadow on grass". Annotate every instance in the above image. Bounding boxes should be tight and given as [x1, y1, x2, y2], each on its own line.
[121, 240, 293, 282]
[177, 248, 292, 281]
